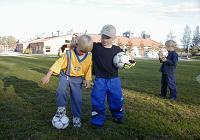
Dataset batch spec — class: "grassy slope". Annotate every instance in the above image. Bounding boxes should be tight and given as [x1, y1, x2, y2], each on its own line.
[0, 56, 200, 140]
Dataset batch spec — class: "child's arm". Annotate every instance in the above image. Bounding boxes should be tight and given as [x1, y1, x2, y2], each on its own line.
[84, 57, 92, 88]
[41, 55, 68, 84]
[161, 53, 178, 66]
[41, 70, 53, 84]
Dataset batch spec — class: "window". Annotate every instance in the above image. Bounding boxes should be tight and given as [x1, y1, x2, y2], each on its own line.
[65, 40, 71, 44]
[45, 46, 51, 52]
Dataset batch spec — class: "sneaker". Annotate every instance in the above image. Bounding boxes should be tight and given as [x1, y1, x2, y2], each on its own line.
[55, 106, 66, 118]
[159, 94, 167, 99]
[73, 117, 81, 127]
[91, 124, 103, 129]
[113, 118, 123, 124]
[169, 97, 176, 101]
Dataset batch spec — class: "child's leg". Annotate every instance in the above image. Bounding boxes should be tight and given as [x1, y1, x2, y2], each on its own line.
[56, 73, 69, 107]
[69, 77, 83, 118]
[55, 73, 69, 117]
[91, 78, 107, 126]
[167, 74, 177, 99]
[161, 74, 168, 97]
[107, 77, 124, 122]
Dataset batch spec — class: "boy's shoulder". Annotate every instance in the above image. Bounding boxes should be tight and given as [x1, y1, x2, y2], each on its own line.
[93, 42, 101, 47]
[170, 51, 178, 56]
[112, 44, 120, 48]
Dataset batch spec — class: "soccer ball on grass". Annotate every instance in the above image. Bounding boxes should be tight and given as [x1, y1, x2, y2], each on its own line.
[52, 115, 69, 129]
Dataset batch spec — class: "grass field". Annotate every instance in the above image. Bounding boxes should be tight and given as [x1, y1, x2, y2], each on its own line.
[0, 55, 200, 140]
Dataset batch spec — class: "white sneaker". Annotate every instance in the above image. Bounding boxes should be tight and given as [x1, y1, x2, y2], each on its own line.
[55, 106, 66, 118]
[73, 117, 81, 127]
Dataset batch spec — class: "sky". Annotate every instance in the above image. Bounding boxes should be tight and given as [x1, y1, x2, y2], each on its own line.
[0, 0, 199, 44]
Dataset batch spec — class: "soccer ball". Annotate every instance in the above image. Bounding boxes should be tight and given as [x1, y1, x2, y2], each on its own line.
[159, 48, 168, 58]
[52, 115, 69, 129]
[113, 52, 131, 69]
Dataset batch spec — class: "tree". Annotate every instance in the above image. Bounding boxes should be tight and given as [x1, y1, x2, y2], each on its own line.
[7, 36, 16, 47]
[166, 30, 176, 41]
[0, 36, 7, 45]
[181, 25, 192, 58]
[192, 26, 200, 48]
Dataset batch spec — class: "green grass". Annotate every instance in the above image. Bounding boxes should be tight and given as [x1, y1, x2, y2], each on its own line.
[191, 56, 200, 60]
[0, 55, 200, 140]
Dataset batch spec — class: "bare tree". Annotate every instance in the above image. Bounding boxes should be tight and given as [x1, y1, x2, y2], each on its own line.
[181, 25, 191, 59]
[167, 30, 176, 41]
[192, 26, 200, 48]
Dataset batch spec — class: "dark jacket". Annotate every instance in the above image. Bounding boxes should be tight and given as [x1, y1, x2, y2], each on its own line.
[160, 51, 178, 75]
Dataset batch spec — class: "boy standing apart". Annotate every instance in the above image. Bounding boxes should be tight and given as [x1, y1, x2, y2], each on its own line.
[159, 40, 178, 100]
[41, 35, 93, 127]
[91, 24, 135, 126]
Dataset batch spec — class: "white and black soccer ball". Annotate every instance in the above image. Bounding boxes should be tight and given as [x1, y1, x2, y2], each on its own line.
[113, 52, 131, 69]
[52, 115, 69, 129]
[159, 48, 168, 58]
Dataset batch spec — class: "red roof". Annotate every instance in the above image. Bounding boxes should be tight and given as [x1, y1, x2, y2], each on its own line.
[90, 34, 163, 49]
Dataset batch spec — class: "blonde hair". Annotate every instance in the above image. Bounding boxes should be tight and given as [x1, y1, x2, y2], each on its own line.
[77, 35, 93, 52]
[165, 40, 177, 48]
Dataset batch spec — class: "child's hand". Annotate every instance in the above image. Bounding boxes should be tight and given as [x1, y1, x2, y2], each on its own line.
[84, 80, 91, 89]
[41, 75, 50, 84]
[41, 70, 53, 85]
[160, 57, 167, 62]
[124, 60, 136, 69]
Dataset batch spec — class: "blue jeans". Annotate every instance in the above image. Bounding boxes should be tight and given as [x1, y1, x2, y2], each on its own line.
[161, 74, 177, 99]
[91, 77, 124, 126]
[56, 72, 83, 118]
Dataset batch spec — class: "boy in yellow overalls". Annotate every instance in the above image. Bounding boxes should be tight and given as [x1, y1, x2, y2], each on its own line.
[41, 35, 93, 127]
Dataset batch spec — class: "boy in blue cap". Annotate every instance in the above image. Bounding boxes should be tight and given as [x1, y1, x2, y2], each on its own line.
[90, 24, 135, 127]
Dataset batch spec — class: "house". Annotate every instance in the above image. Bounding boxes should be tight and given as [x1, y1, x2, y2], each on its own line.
[15, 33, 163, 58]
[16, 35, 73, 54]
[123, 31, 134, 38]
[90, 34, 163, 58]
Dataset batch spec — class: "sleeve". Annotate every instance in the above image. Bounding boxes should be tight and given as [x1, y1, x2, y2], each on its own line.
[49, 55, 68, 75]
[84, 56, 92, 81]
[165, 52, 178, 66]
[117, 46, 123, 52]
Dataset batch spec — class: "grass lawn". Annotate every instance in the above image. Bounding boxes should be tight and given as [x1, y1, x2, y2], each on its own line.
[0, 55, 200, 140]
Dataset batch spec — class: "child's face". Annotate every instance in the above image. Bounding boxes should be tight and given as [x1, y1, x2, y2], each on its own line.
[77, 47, 86, 55]
[166, 46, 174, 51]
[101, 34, 114, 47]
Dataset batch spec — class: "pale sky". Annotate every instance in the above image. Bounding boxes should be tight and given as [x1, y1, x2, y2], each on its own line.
[0, 0, 199, 44]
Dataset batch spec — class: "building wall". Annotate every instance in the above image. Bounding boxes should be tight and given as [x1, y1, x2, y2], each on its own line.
[15, 44, 23, 52]
[29, 42, 44, 54]
[43, 35, 72, 55]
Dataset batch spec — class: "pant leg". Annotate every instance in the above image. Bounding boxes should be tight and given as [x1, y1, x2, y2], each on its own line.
[69, 77, 83, 118]
[167, 74, 177, 99]
[161, 74, 168, 97]
[107, 77, 124, 120]
[56, 73, 69, 107]
[91, 78, 107, 126]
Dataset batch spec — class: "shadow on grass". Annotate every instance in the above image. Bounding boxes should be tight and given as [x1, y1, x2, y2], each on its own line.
[29, 67, 49, 74]
[1, 76, 56, 139]
[2, 76, 56, 113]
[3, 76, 50, 99]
